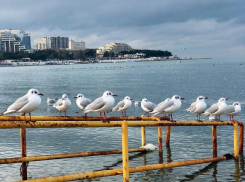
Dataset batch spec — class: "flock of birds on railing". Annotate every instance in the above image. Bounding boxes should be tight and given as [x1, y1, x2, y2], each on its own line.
[0, 89, 241, 123]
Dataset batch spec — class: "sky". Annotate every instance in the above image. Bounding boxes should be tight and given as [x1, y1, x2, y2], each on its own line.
[1, 0, 245, 58]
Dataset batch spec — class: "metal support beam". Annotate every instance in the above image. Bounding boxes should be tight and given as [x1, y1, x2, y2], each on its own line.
[122, 120, 129, 182]
[234, 121, 239, 158]
[20, 128, 27, 180]
[239, 124, 244, 154]
[158, 126, 162, 150]
[141, 126, 146, 147]
[166, 126, 171, 146]
[212, 125, 217, 157]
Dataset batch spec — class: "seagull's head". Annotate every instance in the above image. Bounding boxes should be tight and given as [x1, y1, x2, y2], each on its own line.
[28, 89, 43, 96]
[124, 96, 133, 101]
[172, 95, 184, 100]
[218, 98, 229, 103]
[141, 98, 148, 103]
[62, 94, 68, 100]
[74, 94, 84, 99]
[197, 96, 208, 101]
[103, 91, 117, 97]
[233, 102, 240, 107]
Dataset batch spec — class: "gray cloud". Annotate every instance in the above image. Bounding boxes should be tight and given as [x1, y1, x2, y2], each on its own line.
[1, 0, 245, 58]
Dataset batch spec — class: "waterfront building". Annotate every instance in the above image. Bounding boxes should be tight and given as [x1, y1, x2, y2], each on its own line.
[69, 39, 85, 51]
[96, 43, 133, 58]
[0, 29, 31, 53]
[34, 36, 69, 50]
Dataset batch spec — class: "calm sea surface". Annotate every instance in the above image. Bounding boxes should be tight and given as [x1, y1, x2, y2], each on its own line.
[0, 58, 245, 181]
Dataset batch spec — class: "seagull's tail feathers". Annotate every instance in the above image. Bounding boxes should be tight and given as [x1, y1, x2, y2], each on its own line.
[0, 110, 16, 116]
[84, 109, 92, 114]
[203, 112, 210, 117]
[152, 112, 160, 117]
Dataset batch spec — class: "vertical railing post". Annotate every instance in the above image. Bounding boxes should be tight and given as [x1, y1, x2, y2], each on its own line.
[141, 126, 146, 147]
[20, 128, 27, 180]
[166, 126, 171, 146]
[212, 125, 217, 157]
[239, 124, 244, 155]
[122, 120, 129, 182]
[234, 121, 239, 158]
[158, 126, 162, 150]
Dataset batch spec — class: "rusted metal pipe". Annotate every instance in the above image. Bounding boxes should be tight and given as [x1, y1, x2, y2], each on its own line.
[234, 121, 239, 158]
[166, 126, 171, 146]
[158, 126, 162, 150]
[0, 121, 236, 129]
[212, 125, 217, 157]
[0, 148, 146, 164]
[16, 156, 227, 182]
[20, 128, 27, 180]
[141, 127, 146, 146]
[239, 124, 244, 154]
[122, 120, 129, 182]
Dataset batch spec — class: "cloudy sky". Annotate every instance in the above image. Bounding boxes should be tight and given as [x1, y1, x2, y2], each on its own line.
[1, 0, 244, 58]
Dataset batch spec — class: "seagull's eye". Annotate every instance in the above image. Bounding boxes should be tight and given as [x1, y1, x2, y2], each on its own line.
[109, 93, 111, 95]
[35, 91, 37, 94]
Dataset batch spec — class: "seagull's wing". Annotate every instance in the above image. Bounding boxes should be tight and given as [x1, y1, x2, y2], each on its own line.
[154, 100, 174, 113]
[186, 102, 196, 112]
[79, 98, 92, 108]
[112, 100, 125, 112]
[53, 99, 63, 107]
[144, 102, 157, 112]
[205, 103, 218, 115]
[85, 97, 105, 111]
[224, 105, 235, 115]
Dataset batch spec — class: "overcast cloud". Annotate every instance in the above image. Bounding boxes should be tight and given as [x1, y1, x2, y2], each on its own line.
[1, 0, 245, 58]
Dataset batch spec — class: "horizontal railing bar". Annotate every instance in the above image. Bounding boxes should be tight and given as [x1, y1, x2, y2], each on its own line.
[0, 116, 168, 121]
[15, 156, 227, 182]
[0, 148, 146, 164]
[0, 121, 238, 129]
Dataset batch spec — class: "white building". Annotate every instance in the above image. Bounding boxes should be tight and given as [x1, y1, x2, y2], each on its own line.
[0, 29, 31, 52]
[69, 40, 85, 51]
[96, 43, 133, 57]
[34, 36, 69, 50]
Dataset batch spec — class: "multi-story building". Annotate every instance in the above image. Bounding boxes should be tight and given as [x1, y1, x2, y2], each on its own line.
[69, 39, 85, 51]
[96, 43, 133, 58]
[0, 29, 31, 52]
[34, 36, 69, 50]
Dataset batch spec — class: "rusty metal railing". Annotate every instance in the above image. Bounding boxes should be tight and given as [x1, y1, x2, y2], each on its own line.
[0, 115, 243, 182]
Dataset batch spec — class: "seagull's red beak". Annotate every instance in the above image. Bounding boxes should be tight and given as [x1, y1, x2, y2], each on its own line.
[112, 95, 117, 96]
[204, 97, 208, 99]
[181, 98, 185, 100]
[130, 98, 133, 100]
[74, 97, 77, 98]
[226, 98, 229, 100]
[38, 93, 44, 96]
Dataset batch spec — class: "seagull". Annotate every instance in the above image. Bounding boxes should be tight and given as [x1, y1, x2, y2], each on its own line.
[47, 98, 58, 105]
[203, 98, 229, 121]
[74, 94, 92, 116]
[186, 96, 208, 122]
[53, 94, 71, 117]
[152, 95, 184, 122]
[141, 98, 157, 117]
[84, 91, 117, 122]
[0, 89, 43, 121]
[112, 96, 133, 117]
[140, 144, 158, 151]
[224, 102, 241, 121]
[152, 98, 171, 117]
[134, 101, 141, 107]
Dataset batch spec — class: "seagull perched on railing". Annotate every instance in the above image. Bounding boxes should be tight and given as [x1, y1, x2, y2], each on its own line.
[112, 96, 133, 117]
[53, 94, 71, 117]
[186, 96, 208, 122]
[152, 95, 184, 122]
[74, 94, 92, 116]
[203, 98, 228, 121]
[224, 102, 241, 121]
[0, 89, 43, 121]
[84, 91, 117, 123]
[141, 98, 156, 117]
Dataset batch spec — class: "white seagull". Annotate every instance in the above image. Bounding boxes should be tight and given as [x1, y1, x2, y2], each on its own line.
[0, 89, 43, 120]
[47, 98, 58, 105]
[134, 101, 141, 107]
[203, 98, 229, 121]
[53, 94, 71, 117]
[141, 98, 157, 117]
[84, 91, 117, 122]
[224, 102, 241, 121]
[140, 144, 158, 151]
[112, 96, 133, 117]
[152, 95, 184, 122]
[186, 96, 208, 122]
[74, 94, 92, 116]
